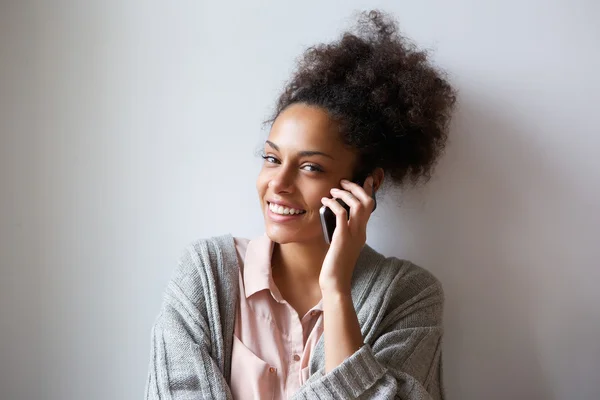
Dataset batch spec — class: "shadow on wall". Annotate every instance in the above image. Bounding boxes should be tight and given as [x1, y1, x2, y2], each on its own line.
[370, 89, 583, 400]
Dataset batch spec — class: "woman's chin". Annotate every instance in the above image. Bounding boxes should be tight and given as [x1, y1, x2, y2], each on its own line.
[265, 227, 296, 244]
[265, 225, 320, 245]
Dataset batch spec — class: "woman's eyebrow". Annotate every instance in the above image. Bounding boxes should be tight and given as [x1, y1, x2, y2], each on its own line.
[265, 140, 334, 159]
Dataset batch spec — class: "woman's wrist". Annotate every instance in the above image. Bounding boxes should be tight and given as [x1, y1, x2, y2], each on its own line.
[320, 284, 353, 301]
[319, 279, 352, 296]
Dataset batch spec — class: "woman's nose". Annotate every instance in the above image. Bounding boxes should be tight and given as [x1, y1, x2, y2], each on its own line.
[268, 170, 295, 193]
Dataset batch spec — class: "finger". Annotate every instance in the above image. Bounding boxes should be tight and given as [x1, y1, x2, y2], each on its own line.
[321, 197, 349, 234]
[340, 177, 375, 213]
[330, 188, 361, 216]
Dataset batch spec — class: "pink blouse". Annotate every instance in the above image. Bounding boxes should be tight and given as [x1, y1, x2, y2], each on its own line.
[230, 235, 325, 400]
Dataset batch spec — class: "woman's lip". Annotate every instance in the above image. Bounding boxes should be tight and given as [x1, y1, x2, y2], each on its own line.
[266, 204, 306, 222]
[267, 200, 306, 211]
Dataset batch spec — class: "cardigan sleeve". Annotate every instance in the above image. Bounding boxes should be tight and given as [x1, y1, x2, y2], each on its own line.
[145, 244, 234, 400]
[291, 267, 445, 400]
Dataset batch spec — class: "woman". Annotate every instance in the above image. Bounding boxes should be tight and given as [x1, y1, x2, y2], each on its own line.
[146, 10, 456, 400]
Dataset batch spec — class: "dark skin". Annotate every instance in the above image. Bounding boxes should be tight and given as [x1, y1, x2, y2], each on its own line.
[256, 103, 385, 370]
[256, 103, 353, 316]
[271, 253, 322, 319]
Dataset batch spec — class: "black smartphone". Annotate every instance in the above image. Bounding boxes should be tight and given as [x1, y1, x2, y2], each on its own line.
[319, 175, 377, 244]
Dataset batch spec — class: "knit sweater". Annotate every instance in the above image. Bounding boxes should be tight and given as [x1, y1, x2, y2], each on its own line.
[145, 234, 445, 399]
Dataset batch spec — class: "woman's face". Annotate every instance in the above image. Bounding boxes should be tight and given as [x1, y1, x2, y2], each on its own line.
[257, 103, 357, 245]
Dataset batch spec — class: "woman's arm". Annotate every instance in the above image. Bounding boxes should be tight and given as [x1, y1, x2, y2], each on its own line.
[145, 242, 235, 400]
[293, 268, 444, 400]
[145, 307, 233, 400]
[321, 289, 364, 373]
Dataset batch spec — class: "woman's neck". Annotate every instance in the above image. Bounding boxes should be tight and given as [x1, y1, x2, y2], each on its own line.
[271, 238, 330, 285]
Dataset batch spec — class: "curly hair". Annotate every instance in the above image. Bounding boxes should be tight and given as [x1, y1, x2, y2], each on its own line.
[266, 10, 457, 188]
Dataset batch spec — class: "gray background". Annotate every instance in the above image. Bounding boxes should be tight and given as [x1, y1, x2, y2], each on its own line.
[1, 1, 599, 399]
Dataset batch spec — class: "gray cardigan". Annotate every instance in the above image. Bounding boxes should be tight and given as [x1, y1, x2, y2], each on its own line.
[145, 234, 444, 399]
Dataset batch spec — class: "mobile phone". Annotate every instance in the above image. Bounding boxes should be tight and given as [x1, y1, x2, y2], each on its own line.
[319, 176, 377, 244]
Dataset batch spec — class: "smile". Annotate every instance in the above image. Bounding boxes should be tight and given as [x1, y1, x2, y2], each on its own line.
[268, 202, 306, 215]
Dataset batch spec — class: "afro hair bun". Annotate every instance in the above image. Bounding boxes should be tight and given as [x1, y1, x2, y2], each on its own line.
[268, 10, 457, 187]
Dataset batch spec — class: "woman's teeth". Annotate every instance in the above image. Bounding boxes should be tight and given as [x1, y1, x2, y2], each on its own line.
[269, 202, 306, 216]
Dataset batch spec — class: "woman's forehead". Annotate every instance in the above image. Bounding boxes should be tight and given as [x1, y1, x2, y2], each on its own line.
[267, 104, 346, 154]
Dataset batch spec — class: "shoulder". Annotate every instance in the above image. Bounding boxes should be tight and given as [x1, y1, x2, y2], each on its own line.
[385, 256, 444, 326]
[359, 244, 443, 299]
[177, 233, 237, 266]
[358, 245, 444, 325]
[386, 256, 444, 301]
[169, 233, 240, 295]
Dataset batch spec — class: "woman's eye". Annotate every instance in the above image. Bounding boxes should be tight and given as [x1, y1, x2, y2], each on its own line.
[261, 155, 279, 164]
[302, 164, 323, 173]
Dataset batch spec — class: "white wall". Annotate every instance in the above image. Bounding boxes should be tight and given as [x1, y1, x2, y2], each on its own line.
[1, 1, 598, 399]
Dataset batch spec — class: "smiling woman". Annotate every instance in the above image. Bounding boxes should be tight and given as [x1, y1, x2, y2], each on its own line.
[257, 104, 359, 246]
[145, 10, 456, 400]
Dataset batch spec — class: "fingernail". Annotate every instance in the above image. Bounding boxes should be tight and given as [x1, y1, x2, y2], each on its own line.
[341, 179, 349, 184]
[367, 176, 374, 186]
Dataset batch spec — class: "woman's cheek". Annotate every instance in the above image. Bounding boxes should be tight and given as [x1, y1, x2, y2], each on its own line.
[309, 189, 331, 210]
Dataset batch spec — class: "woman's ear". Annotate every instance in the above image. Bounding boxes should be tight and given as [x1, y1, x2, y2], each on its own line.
[372, 168, 385, 193]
